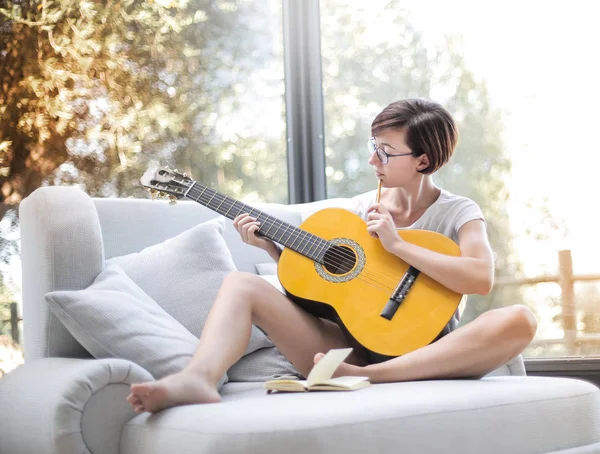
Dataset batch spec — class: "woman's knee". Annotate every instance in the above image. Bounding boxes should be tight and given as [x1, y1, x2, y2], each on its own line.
[494, 304, 538, 345]
[220, 271, 269, 304]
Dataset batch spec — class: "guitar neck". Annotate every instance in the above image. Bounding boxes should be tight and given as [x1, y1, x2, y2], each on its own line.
[185, 182, 328, 262]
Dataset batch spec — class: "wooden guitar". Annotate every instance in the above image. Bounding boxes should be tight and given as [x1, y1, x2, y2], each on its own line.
[141, 166, 462, 358]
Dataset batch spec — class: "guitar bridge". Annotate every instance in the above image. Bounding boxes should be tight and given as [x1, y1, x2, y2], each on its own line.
[380, 266, 420, 320]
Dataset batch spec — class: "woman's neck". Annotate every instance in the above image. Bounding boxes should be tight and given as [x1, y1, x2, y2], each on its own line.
[382, 176, 440, 223]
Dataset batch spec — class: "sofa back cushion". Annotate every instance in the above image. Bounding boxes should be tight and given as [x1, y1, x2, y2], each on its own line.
[94, 198, 304, 272]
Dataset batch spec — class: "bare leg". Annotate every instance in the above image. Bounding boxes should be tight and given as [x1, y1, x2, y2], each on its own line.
[128, 272, 353, 413]
[316, 305, 537, 382]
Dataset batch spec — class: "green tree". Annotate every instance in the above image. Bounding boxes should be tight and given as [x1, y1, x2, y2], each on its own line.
[0, 0, 287, 228]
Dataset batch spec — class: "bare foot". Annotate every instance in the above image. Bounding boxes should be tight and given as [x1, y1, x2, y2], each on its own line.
[127, 370, 221, 414]
[313, 352, 365, 377]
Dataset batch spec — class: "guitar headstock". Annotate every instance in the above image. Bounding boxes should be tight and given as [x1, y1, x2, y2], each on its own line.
[140, 166, 194, 203]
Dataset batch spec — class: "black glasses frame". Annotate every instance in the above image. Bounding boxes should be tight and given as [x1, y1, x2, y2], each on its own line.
[368, 138, 413, 164]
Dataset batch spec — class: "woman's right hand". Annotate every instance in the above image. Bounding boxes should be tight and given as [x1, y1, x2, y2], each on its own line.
[233, 213, 280, 258]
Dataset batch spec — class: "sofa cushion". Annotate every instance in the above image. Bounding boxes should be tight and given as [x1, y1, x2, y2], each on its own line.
[45, 263, 227, 388]
[120, 376, 600, 454]
[107, 216, 273, 356]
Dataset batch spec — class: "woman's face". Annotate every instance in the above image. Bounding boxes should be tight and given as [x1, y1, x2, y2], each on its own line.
[369, 128, 422, 187]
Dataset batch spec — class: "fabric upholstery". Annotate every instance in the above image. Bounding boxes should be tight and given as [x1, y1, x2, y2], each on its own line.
[14, 186, 600, 454]
[227, 346, 301, 382]
[107, 216, 272, 356]
[45, 263, 226, 387]
[120, 376, 600, 454]
[19, 186, 104, 360]
[0, 357, 152, 454]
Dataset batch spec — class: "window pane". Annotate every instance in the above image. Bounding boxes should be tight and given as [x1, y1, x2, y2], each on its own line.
[43, 0, 287, 204]
[0, 0, 286, 373]
[320, 0, 600, 358]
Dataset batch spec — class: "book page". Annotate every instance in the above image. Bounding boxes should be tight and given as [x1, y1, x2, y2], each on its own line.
[317, 376, 369, 387]
[306, 348, 353, 386]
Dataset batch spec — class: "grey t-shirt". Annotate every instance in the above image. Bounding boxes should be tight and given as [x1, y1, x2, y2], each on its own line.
[350, 188, 485, 362]
[351, 188, 485, 243]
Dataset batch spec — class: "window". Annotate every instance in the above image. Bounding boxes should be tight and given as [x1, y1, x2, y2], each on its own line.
[320, 0, 600, 358]
[0, 0, 287, 373]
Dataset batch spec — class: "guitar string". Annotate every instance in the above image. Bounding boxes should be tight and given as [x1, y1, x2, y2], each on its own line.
[187, 185, 406, 290]
[186, 185, 407, 292]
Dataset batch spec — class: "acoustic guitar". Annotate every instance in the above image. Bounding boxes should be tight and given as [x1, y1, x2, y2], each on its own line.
[141, 166, 462, 358]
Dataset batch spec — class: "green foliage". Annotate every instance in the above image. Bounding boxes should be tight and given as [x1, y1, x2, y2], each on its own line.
[0, 0, 287, 213]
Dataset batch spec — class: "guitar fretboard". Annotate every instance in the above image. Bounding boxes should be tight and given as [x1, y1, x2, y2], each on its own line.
[186, 182, 329, 263]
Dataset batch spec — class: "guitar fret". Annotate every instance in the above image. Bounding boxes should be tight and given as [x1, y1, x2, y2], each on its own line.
[223, 197, 235, 217]
[215, 194, 227, 212]
[288, 229, 302, 250]
[299, 230, 312, 255]
[315, 239, 328, 261]
[263, 216, 277, 235]
[206, 190, 218, 209]
[277, 224, 292, 245]
[308, 236, 320, 259]
[194, 185, 208, 202]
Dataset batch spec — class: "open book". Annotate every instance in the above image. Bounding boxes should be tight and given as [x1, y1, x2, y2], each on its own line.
[264, 348, 371, 393]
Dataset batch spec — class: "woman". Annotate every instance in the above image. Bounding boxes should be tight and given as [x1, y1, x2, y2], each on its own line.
[127, 98, 537, 413]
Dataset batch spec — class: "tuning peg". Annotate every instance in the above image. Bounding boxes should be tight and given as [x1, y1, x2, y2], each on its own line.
[168, 195, 178, 205]
[150, 189, 160, 200]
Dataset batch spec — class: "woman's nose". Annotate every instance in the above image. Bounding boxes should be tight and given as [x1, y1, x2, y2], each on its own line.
[368, 152, 380, 167]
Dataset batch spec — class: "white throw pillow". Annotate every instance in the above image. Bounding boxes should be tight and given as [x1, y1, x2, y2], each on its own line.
[107, 217, 273, 355]
[45, 263, 228, 388]
[255, 262, 278, 276]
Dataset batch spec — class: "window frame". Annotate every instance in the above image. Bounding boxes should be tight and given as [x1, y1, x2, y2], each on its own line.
[282, 0, 600, 374]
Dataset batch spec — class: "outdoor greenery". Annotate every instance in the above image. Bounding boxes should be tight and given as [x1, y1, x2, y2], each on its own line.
[0, 0, 287, 228]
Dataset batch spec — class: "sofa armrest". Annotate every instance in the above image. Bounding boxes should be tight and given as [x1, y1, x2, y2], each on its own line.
[0, 357, 153, 454]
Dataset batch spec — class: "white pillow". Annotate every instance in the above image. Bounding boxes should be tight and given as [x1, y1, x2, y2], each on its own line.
[255, 262, 278, 276]
[256, 262, 285, 293]
[45, 263, 228, 388]
[107, 217, 273, 355]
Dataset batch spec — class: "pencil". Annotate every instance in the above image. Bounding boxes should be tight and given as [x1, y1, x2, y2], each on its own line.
[376, 179, 382, 203]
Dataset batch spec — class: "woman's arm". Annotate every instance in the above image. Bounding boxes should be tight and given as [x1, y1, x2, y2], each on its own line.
[265, 241, 282, 262]
[390, 219, 494, 295]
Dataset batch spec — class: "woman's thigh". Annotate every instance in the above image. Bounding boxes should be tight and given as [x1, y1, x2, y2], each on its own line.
[231, 272, 360, 376]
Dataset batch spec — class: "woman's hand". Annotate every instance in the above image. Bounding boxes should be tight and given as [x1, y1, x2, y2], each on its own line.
[366, 203, 403, 253]
[233, 213, 281, 260]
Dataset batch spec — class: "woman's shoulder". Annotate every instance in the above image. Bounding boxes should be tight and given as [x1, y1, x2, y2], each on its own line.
[437, 188, 481, 210]
[435, 188, 485, 227]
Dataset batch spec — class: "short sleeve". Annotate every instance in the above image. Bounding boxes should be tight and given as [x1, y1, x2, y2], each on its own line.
[453, 199, 485, 238]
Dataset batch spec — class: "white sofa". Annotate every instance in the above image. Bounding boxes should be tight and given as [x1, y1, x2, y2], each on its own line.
[1, 185, 600, 454]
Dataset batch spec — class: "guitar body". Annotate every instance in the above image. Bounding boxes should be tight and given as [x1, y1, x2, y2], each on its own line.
[278, 208, 462, 358]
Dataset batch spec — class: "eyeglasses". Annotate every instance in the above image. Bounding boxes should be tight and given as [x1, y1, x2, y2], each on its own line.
[367, 138, 413, 165]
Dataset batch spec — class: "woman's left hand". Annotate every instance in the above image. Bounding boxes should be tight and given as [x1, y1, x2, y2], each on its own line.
[366, 203, 403, 253]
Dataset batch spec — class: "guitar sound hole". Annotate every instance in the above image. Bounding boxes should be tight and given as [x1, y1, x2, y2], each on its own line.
[322, 245, 357, 275]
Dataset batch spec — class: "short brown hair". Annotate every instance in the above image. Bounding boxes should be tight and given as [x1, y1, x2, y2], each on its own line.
[371, 98, 458, 174]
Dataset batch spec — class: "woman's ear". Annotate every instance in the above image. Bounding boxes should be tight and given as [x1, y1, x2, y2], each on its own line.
[416, 154, 430, 172]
